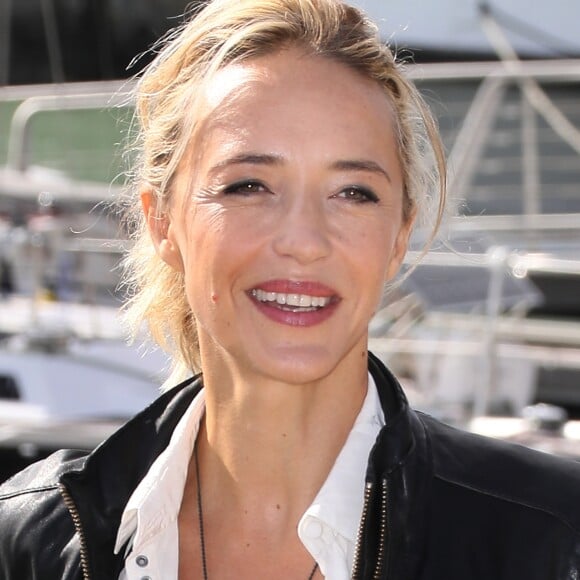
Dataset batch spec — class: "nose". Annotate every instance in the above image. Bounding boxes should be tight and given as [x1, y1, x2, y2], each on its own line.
[272, 196, 332, 265]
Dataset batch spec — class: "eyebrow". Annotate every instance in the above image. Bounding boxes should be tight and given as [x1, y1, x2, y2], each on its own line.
[331, 159, 392, 183]
[208, 153, 283, 175]
[208, 153, 392, 183]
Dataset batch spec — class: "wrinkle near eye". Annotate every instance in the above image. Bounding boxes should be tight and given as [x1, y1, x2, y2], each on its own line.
[192, 185, 221, 203]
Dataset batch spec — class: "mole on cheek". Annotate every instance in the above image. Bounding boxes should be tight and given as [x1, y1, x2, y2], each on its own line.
[211, 293, 219, 303]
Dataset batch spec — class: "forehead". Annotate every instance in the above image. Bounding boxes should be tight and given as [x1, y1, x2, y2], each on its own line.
[196, 48, 396, 140]
[179, 48, 402, 189]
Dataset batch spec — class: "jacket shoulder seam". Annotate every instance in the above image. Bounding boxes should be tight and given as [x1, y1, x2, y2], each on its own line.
[0, 483, 59, 500]
[434, 472, 580, 535]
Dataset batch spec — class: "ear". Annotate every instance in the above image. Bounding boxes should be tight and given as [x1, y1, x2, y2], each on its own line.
[141, 188, 184, 272]
[385, 210, 416, 281]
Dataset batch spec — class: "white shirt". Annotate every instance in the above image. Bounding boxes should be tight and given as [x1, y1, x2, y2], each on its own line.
[116, 374, 385, 579]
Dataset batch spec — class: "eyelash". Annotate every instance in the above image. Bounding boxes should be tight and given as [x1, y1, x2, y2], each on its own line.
[222, 180, 268, 196]
[336, 186, 380, 204]
[221, 180, 379, 204]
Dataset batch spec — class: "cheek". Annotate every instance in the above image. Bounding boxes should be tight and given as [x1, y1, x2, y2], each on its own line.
[181, 205, 259, 296]
[347, 218, 399, 267]
[361, 229, 405, 293]
[182, 204, 226, 264]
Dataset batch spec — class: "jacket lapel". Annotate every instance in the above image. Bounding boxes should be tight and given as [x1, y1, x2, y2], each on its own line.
[59, 376, 202, 578]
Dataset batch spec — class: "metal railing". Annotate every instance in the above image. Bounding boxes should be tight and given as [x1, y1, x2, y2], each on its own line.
[2, 58, 580, 215]
[1, 60, 580, 417]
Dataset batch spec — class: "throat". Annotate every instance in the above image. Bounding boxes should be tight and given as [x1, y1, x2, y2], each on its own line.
[179, 439, 321, 580]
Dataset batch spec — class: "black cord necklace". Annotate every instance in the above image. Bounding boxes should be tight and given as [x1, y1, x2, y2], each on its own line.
[194, 444, 319, 580]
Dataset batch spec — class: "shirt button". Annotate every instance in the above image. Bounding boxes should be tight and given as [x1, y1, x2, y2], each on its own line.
[136, 555, 149, 567]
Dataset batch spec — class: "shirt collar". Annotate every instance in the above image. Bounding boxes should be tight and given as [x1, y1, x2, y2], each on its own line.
[298, 372, 385, 551]
[114, 371, 385, 561]
[114, 390, 206, 554]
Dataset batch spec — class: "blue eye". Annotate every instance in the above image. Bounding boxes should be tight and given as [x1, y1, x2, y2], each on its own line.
[223, 180, 268, 196]
[336, 186, 379, 203]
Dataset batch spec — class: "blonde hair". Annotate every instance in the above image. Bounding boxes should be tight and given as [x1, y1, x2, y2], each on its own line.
[121, 0, 447, 386]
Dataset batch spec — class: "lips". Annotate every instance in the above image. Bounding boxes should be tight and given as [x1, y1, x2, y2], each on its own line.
[251, 288, 332, 309]
[247, 280, 340, 326]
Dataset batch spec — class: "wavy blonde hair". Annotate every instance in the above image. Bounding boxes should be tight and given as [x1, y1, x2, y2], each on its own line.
[121, 0, 447, 387]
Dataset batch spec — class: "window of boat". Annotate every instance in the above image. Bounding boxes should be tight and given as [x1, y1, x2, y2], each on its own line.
[0, 375, 20, 400]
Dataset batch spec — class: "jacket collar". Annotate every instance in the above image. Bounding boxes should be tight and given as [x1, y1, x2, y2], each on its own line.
[367, 351, 415, 478]
[361, 352, 432, 579]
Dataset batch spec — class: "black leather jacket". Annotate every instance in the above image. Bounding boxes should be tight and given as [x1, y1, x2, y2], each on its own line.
[1, 353, 580, 579]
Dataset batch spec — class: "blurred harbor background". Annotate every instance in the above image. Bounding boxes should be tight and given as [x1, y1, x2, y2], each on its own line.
[1, 0, 580, 479]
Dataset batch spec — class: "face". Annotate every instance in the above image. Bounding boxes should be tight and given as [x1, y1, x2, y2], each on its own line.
[147, 48, 412, 385]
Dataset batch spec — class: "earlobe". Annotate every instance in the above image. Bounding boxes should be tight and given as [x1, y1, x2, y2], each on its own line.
[141, 188, 184, 272]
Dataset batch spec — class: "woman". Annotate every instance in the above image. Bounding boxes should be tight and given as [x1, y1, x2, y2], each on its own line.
[1, 0, 580, 578]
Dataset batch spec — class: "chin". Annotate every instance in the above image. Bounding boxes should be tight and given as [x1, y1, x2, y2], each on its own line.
[249, 345, 352, 386]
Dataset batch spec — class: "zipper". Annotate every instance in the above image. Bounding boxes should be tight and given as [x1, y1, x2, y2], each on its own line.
[352, 481, 373, 579]
[351, 478, 389, 580]
[372, 478, 389, 580]
[59, 482, 92, 580]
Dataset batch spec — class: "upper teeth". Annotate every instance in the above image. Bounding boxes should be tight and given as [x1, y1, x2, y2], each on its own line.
[252, 289, 331, 308]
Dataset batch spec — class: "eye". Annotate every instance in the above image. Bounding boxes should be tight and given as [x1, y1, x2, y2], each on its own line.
[334, 186, 379, 203]
[222, 179, 269, 196]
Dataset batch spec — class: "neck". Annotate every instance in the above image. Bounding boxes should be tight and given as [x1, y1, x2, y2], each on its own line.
[195, 344, 369, 530]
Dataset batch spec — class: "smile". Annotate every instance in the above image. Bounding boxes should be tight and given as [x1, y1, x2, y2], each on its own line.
[250, 288, 332, 311]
